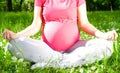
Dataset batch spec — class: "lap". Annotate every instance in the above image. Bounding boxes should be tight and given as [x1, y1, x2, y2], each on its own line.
[7, 37, 113, 68]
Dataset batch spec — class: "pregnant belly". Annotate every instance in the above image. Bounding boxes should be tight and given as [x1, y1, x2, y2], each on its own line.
[42, 21, 79, 52]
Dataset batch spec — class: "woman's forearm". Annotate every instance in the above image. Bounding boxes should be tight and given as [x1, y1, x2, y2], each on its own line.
[16, 21, 42, 38]
[80, 22, 118, 40]
[80, 22, 101, 36]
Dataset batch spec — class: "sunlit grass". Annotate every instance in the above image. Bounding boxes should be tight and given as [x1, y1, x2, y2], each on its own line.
[0, 11, 120, 73]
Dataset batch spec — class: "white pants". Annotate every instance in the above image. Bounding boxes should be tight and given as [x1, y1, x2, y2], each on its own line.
[7, 37, 113, 68]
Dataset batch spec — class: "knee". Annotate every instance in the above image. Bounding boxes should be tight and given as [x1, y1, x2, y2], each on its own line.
[99, 39, 113, 58]
[7, 37, 26, 50]
[7, 39, 18, 51]
[10, 37, 26, 43]
[87, 38, 113, 57]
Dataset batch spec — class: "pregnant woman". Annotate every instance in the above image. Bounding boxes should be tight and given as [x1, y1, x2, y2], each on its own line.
[2, 0, 118, 68]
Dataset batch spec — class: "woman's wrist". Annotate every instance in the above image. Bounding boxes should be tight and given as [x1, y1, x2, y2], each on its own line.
[15, 34, 20, 38]
[95, 30, 105, 39]
[16, 33, 30, 38]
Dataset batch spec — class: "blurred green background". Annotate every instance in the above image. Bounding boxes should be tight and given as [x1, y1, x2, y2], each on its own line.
[0, 0, 120, 12]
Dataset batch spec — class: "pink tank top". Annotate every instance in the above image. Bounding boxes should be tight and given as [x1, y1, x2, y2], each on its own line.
[35, 0, 85, 52]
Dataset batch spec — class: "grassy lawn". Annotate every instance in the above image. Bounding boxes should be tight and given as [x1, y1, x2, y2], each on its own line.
[0, 11, 120, 73]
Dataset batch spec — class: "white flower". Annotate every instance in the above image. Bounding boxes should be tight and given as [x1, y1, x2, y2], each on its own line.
[100, 65, 104, 69]
[79, 68, 84, 73]
[95, 69, 98, 73]
[91, 66, 96, 70]
[3, 39, 6, 42]
[70, 68, 74, 73]
[31, 62, 47, 70]
[12, 56, 17, 62]
[18, 58, 24, 62]
[87, 70, 91, 73]
[0, 42, 2, 47]
[3, 46, 8, 56]
[85, 64, 88, 66]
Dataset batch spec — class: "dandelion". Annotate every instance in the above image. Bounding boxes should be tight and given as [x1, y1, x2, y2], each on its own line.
[0, 42, 2, 47]
[79, 68, 84, 73]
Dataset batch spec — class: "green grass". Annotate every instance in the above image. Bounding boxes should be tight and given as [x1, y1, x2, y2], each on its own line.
[0, 11, 120, 73]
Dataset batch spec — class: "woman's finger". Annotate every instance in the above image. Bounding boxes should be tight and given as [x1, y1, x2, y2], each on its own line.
[5, 30, 10, 40]
[7, 31, 11, 40]
[113, 31, 118, 40]
[106, 30, 118, 40]
[2, 30, 7, 39]
[2, 29, 11, 40]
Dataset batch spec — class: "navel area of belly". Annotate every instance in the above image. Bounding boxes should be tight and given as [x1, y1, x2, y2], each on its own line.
[44, 22, 78, 48]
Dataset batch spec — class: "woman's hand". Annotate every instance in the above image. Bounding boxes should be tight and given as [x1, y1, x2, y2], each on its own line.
[2, 29, 18, 40]
[96, 30, 118, 40]
[103, 30, 118, 40]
